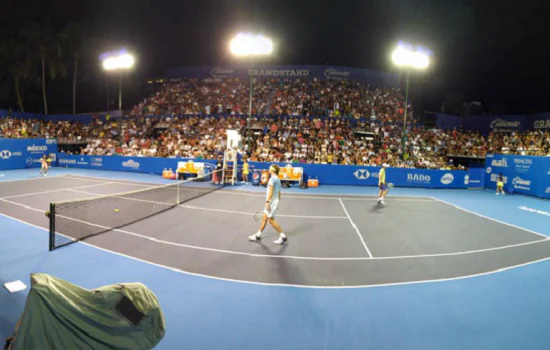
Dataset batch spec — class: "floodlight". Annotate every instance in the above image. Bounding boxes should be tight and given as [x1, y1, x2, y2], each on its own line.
[230, 33, 273, 57]
[391, 44, 430, 70]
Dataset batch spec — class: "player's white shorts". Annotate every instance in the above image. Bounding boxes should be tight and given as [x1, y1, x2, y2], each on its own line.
[265, 199, 279, 219]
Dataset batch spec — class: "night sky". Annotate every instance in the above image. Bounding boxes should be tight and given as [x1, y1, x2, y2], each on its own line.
[1, 0, 549, 115]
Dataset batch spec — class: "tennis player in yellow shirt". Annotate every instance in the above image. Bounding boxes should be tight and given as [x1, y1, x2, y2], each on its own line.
[378, 163, 389, 204]
[242, 158, 250, 184]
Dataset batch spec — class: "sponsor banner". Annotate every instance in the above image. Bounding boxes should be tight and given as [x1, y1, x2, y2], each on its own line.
[467, 168, 485, 189]
[465, 115, 525, 134]
[533, 119, 550, 130]
[249, 69, 309, 78]
[436, 113, 527, 134]
[121, 159, 140, 171]
[512, 176, 532, 192]
[350, 167, 466, 188]
[324, 67, 351, 80]
[437, 112, 550, 134]
[485, 154, 511, 192]
[59, 158, 76, 166]
[77, 157, 89, 166]
[354, 169, 372, 180]
[485, 154, 550, 198]
[0, 150, 23, 159]
[490, 173, 508, 184]
[59, 156, 89, 167]
[90, 157, 103, 168]
[0, 139, 57, 170]
[166, 65, 399, 88]
[489, 118, 522, 132]
[512, 157, 533, 174]
[491, 159, 508, 168]
[518, 206, 550, 217]
[440, 173, 454, 185]
[530, 112, 550, 130]
[210, 68, 236, 78]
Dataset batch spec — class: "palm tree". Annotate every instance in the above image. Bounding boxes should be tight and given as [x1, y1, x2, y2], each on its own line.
[20, 21, 67, 114]
[0, 39, 32, 112]
[60, 23, 82, 114]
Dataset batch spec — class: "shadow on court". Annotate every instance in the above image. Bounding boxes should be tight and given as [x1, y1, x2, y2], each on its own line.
[369, 203, 385, 213]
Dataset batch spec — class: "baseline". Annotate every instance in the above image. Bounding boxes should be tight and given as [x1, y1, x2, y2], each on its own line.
[431, 197, 549, 239]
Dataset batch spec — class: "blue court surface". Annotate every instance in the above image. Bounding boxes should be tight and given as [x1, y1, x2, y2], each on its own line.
[2, 168, 550, 349]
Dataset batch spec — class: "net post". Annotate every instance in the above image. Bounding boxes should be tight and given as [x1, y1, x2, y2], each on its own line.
[48, 203, 55, 251]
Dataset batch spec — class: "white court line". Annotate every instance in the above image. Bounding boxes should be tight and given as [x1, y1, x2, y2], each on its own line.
[2, 198, 361, 261]
[431, 197, 549, 239]
[216, 190, 435, 201]
[1, 182, 114, 200]
[374, 237, 549, 259]
[43, 192, 550, 259]
[338, 198, 373, 258]
[65, 174, 434, 201]
[183, 205, 346, 219]
[65, 175, 154, 187]
[336, 197, 436, 202]
[7, 198, 549, 261]
[0, 175, 52, 184]
[3, 206, 550, 289]
[0, 173, 112, 185]
[66, 188, 348, 219]
[2, 190, 547, 261]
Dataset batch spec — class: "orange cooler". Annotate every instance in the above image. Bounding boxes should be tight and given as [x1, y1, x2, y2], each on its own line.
[307, 178, 319, 187]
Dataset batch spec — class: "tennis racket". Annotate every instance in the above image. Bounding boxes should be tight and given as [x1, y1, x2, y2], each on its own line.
[254, 211, 265, 222]
[387, 183, 395, 188]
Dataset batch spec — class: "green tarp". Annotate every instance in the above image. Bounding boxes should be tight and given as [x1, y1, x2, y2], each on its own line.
[8, 273, 165, 350]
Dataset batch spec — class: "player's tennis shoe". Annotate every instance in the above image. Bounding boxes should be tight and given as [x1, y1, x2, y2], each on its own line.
[248, 234, 261, 241]
[274, 237, 287, 245]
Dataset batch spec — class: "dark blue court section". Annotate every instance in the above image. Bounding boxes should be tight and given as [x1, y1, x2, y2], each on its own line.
[2, 168, 550, 349]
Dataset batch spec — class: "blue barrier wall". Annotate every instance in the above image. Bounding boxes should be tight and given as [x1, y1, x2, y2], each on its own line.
[485, 154, 550, 199]
[0, 139, 58, 170]
[57, 153, 483, 189]
[437, 113, 550, 134]
[58, 154, 216, 173]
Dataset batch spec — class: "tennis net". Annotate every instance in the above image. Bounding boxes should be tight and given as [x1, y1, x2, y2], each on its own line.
[49, 170, 224, 250]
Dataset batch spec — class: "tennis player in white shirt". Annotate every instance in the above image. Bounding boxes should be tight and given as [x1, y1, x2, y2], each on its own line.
[249, 164, 287, 245]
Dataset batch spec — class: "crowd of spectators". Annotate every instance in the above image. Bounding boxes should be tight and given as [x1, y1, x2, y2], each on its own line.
[1, 114, 549, 170]
[1, 78, 550, 168]
[131, 78, 413, 123]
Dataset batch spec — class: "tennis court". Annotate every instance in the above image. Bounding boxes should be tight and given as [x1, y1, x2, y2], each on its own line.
[1, 173, 549, 288]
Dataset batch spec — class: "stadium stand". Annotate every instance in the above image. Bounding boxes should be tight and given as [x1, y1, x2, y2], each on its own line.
[1, 78, 549, 168]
